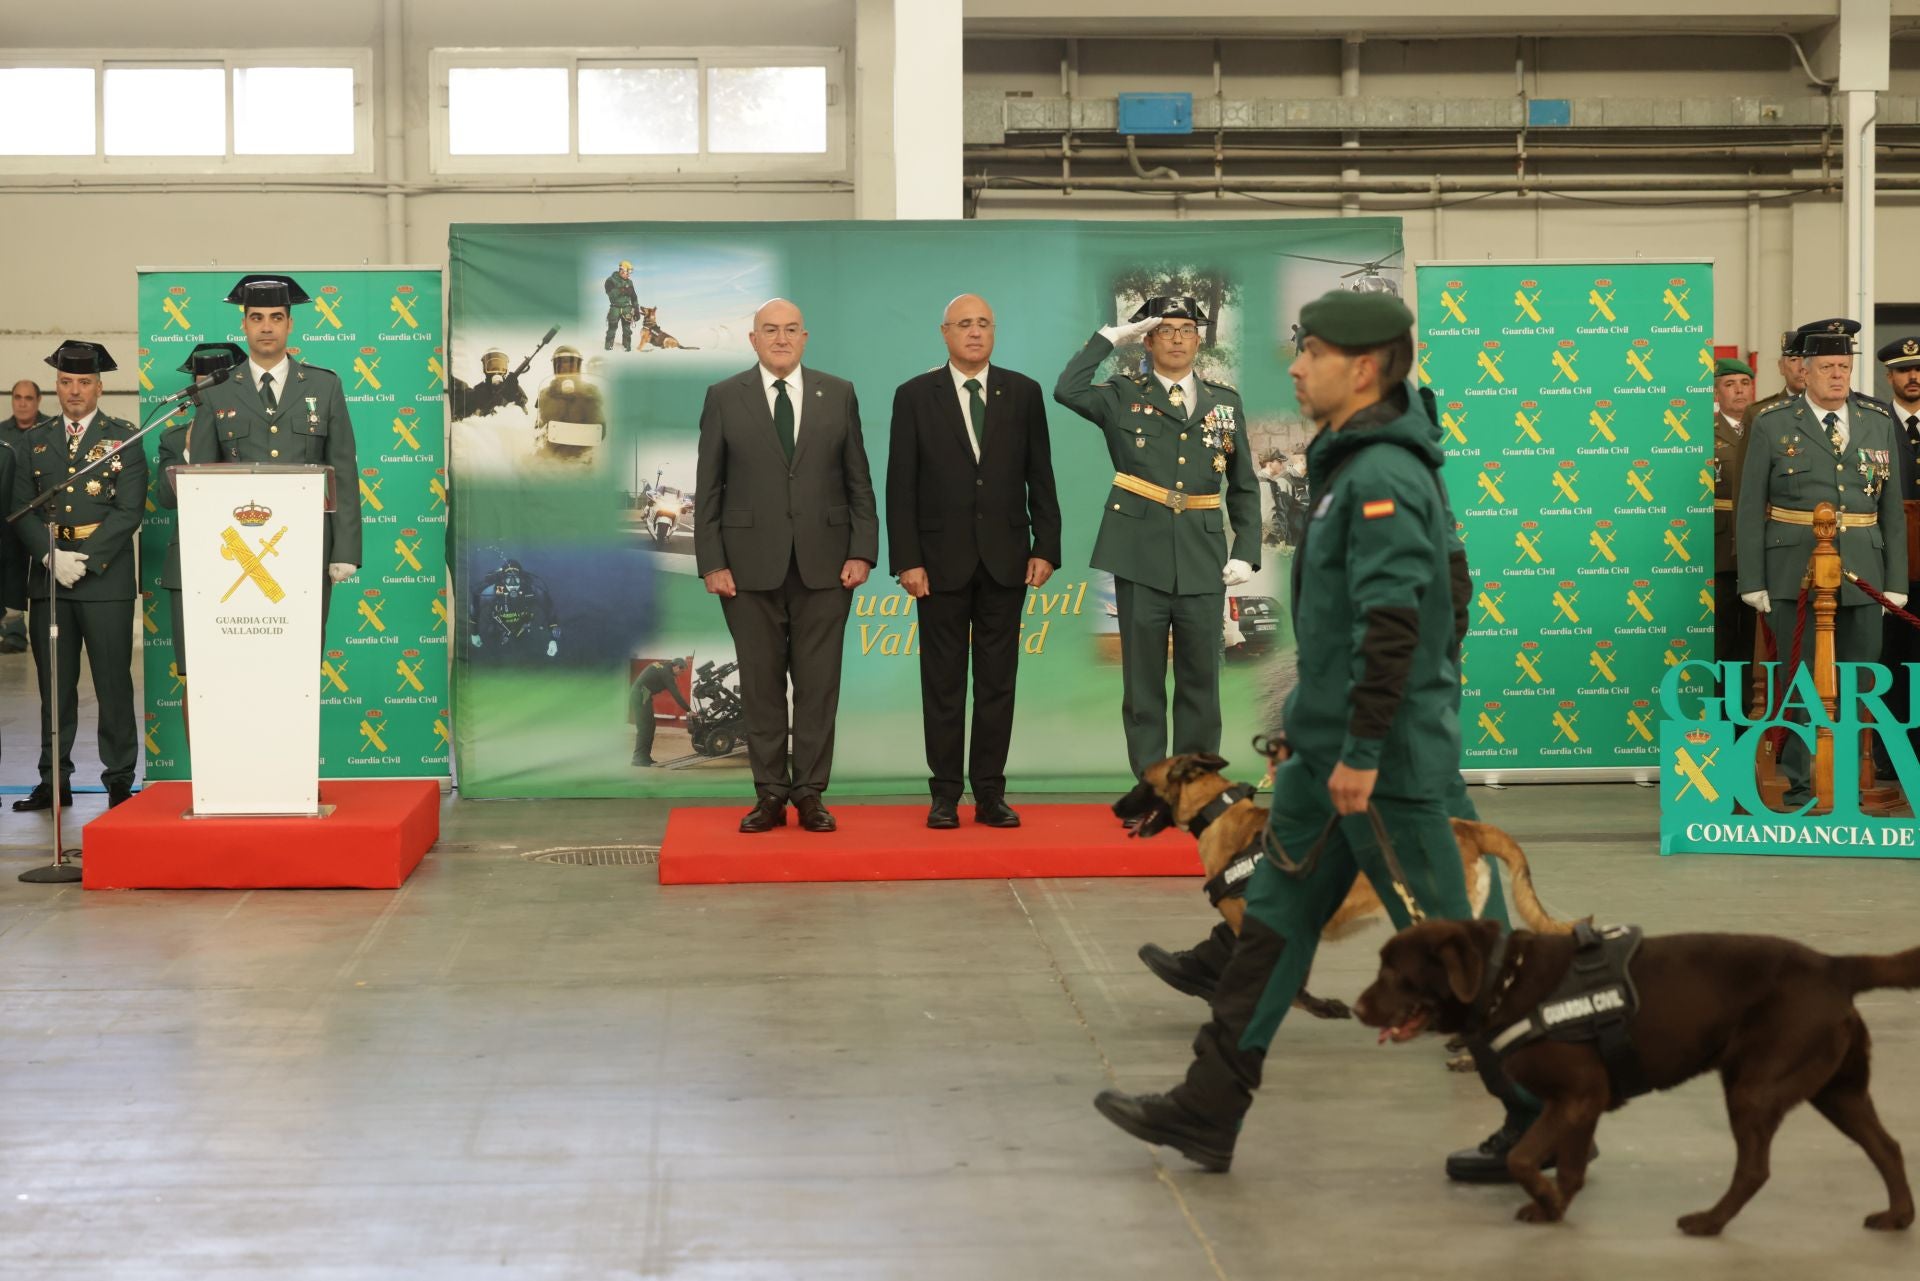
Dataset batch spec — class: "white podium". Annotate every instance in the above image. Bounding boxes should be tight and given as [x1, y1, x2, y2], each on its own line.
[174, 465, 332, 816]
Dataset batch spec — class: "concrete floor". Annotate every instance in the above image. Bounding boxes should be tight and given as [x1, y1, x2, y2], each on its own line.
[3, 651, 1920, 1278]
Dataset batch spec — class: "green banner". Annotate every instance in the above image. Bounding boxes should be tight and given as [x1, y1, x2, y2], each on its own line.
[1416, 260, 1714, 774]
[135, 267, 451, 780]
[448, 218, 1404, 796]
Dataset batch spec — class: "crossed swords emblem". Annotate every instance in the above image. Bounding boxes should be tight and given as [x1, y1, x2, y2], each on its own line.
[312, 292, 346, 330]
[1588, 408, 1617, 443]
[1552, 709, 1580, 743]
[1662, 286, 1691, 323]
[1624, 707, 1654, 743]
[1550, 470, 1580, 504]
[1589, 649, 1618, 685]
[1550, 348, 1580, 384]
[1477, 589, 1505, 625]
[1587, 288, 1616, 322]
[161, 294, 191, 330]
[390, 294, 419, 329]
[1477, 708, 1506, 744]
[1625, 467, 1656, 503]
[1551, 588, 1580, 623]
[1625, 347, 1656, 383]
[219, 525, 288, 603]
[353, 353, 382, 391]
[1512, 289, 1543, 323]
[1673, 744, 1719, 801]
[1514, 649, 1544, 684]
[1441, 408, 1468, 444]
[392, 415, 421, 451]
[1514, 528, 1543, 564]
[1514, 409, 1542, 443]
[1662, 405, 1691, 441]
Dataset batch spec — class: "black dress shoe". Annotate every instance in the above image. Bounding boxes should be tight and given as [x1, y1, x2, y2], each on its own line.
[1093, 1089, 1235, 1172]
[974, 795, 1021, 827]
[12, 783, 74, 813]
[738, 800, 786, 833]
[1445, 1118, 1598, 1183]
[796, 797, 837, 833]
[927, 797, 960, 829]
[107, 783, 134, 809]
[1138, 942, 1219, 1000]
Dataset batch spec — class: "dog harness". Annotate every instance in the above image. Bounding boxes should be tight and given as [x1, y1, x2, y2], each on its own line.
[1481, 922, 1651, 1102]
[1191, 783, 1261, 905]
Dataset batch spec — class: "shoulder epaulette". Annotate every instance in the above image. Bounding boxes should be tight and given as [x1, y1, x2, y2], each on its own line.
[1754, 398, 1797, 420]
[1201, 376, 1237, 392]
[1853, 394, 1891, 418]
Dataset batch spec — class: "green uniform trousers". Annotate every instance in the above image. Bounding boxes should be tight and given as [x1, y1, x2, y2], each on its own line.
[1770, 598, 1879, 803]
[1115, 577, 1222, 777]
[28, 596, 137, 791]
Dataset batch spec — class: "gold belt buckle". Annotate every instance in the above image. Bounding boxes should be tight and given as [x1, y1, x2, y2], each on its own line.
[1168, 491, 1187, 514]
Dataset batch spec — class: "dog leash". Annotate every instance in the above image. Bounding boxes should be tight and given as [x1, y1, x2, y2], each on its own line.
[1263, 806, 1428, 925]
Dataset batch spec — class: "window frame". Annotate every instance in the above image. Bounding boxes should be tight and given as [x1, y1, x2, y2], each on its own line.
[0, 49, 373, 175]
[428, 46, 846, 177]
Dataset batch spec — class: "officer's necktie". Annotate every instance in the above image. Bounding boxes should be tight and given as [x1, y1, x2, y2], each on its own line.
[962, 377, 985, 461]
[1168, 381, 1187, 417]
[1823, 410, 1842, 456]
[773, 378, 795, 462]
[65, 419, 82, 450]
[260, 371, 277, 412]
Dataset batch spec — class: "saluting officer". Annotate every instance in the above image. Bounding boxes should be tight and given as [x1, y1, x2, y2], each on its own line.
[1736, 318, 1908, 805]
[9, 341, 146, 810]
[154, 342, 250, 674]
[1054, 296, 1261, 777]
[1711, 357, 1756, 671]
[162, 275, 363, 637]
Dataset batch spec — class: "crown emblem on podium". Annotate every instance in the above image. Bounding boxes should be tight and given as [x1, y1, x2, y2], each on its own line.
[233, 500, 272, 527]
[1683, 729, 1712, 746]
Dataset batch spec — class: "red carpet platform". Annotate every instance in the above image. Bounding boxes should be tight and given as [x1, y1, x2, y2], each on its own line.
[659, 802, 1203, 885]
[82, 780, 440, 890]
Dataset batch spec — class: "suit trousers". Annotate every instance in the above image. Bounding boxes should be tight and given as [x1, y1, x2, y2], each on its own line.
[719, 558, 852, 803]
[1114, 577, 1223, 777]
[29, 596, 137, 790]
[1769, 598, 1879, 802]
[916, 561, 1026, 801]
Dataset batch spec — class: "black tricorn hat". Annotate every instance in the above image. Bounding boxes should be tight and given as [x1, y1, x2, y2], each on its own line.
[1128, 295, 1210, 324]
[1795, 317, 1860, 358]
[44, 340, 117, 375]
[224, 274, 311, 308]
[177, 341, 249, 377]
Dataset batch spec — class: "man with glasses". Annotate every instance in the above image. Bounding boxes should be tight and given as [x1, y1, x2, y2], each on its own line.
[1054, 296, 1260, 778]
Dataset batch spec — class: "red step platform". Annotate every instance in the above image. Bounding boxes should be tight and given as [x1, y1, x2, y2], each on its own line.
[659, 802, 1203, 885]
[82, 780, 440, 890]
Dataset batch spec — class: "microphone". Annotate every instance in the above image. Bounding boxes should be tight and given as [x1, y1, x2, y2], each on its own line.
[156, 364, 234, 406]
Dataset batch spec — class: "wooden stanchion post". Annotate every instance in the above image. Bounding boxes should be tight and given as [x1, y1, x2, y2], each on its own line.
[1810, 504, 1842, 813]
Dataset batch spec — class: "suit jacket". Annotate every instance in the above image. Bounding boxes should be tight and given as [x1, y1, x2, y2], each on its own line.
[1736, 392, 1908, 606]
[886, 365, 1062, 591]
[694, 366, 878, 593]
[160, 360, 364, 575]
[10, 412, 147, 602]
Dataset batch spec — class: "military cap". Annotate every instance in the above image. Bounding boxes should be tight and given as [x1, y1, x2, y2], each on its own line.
[1877, 336, 1920, 370]
[44, 340, 116, 375]
[1713, 356, 1754, 380]
[177, 341, 248, 378]
[1128, 295, 1210, 324]
[224, 274, 312, 308]
[1779, 328, 1804, 357]
[1296, 289, 1415, 349]
[1794, 317, 1859, 357]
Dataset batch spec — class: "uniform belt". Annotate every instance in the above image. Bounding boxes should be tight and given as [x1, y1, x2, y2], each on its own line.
[1712, 499, 1733, 512]
[1111, 472, 1222, 513]
[53, 522, 101, 541]
[1766, 505, 1877, 529]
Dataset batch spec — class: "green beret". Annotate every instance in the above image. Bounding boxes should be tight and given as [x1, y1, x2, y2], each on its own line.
[1297, 289, 1414, 349]
[1713, 357, 1754, 380]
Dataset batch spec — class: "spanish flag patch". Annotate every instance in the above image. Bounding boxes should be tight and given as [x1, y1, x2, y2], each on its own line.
[1362, 499, 1397, 520]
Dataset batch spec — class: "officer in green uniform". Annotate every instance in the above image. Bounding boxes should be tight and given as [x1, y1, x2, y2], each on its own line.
[629, 657, 690, 766]
[1054, 296, 1261, 776]
[9, 341, 146, 810]
[1093, 291, 1527, 1179]
[1736, 318, 1908, 805]
[160, 275, 364, 656]
[605, 260, 640, 352]
[534, 345, 606, 462]
[154, 342, 250, 673]
[1711, 357, 1756, 672]
[2, 380, 52, 654]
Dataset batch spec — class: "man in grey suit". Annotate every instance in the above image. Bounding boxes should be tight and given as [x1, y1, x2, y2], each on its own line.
[695, 299, 878, 833]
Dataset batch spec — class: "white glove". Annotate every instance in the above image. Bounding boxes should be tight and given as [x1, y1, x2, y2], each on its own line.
[328, 562, 356, 584]
[1741, 590, 1770, 615]
[545, 639, 558, 657]
[1222, 558, 1253, 587]
[469, 634, 482, 649]
[44, 549, 88, 588]
[1888, 592, 1908, 610]
[1098, 316, 1162, 346]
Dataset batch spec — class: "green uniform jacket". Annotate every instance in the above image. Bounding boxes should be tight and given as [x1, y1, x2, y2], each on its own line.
[10, 412, 147, 601]
[1735, 393, 1908, 607]
[161, 360, 364, 574]
[1053, 332, 1260, 594]
[628, 662, 690, 718]
[0, 426, 23, 611]
[1712, 411, 1744, 575]
[1284, 385, 1462, 797]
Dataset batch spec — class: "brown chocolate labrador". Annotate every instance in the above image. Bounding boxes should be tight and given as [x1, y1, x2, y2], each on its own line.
[1353, 918, 1920, 1235]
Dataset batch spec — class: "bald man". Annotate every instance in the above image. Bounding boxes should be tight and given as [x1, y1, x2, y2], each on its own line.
[694, 299, 878, 833]
[887, 295, 1061, 829]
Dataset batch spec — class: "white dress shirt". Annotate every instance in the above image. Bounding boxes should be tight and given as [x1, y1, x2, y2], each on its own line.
[1805, 395, 1850, 453]
[948, 362, 988, 461]
[62, 408, 99, 437]
[1154, 368, 1197, 418]
[249, 354, 291, 403]
[759, 364, 804, 441]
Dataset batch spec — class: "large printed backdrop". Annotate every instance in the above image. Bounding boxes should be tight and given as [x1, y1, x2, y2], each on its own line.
[136, 268, 452, 782]
[1416, 261, 1714, 775]
[448, 219, 1403, 797]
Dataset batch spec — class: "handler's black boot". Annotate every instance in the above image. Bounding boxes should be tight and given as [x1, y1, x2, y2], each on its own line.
[1093, 1089, 1237, 1173]
[1445, 1109, 1598, 1183]
[1138, 921, 1235, 1000]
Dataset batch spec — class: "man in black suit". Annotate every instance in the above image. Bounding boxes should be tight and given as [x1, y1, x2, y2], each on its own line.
[695, 298, 878, 833]
[888, 294, 1062, 829]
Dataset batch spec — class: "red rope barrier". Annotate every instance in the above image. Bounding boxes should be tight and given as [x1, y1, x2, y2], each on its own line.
[1845, 572, 1920, 632]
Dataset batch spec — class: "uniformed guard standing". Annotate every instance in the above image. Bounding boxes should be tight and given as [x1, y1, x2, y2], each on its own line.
[2, 380, 51, 654]
[155, 342, 250, 675]
[160, 275, 363, 648]
[9, 341, 146, 810]
[1054, 296, 1261, 776]
[1874, 336, 1920, 774]
[605, 260, 640, 352]
[630, 657, 690, 766]
[1711, 357, 1756, 672]
[1736, 318, 1908, 805]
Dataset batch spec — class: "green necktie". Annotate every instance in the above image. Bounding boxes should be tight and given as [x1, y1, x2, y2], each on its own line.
[773, 377, 794, 462]
[963, 377, 985, 458]
[1823, 410, 1841, 456]
[260, 371, 277, 412]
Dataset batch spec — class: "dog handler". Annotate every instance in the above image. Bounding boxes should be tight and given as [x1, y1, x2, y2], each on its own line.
[1094, 289, 1540, 1177]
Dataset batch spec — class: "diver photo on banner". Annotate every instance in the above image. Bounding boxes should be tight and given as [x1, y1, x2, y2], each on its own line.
[447, 218, 1404, 797]
[135, 267, 452, 783]
[1416, 260, 1713, 779]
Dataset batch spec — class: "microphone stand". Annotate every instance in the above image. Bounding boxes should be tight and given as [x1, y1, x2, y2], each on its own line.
[6, 373, 226, 884]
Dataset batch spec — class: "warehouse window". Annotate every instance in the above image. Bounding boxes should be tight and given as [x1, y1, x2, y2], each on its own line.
[432, 48, 844, 174]
[0, 52, 370, 172]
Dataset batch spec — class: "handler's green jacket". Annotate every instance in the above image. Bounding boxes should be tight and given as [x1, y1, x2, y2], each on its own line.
[10, 412, 146, 601]
[1053, 332, 1260, 593]
[1735, 392, 1908, 607]
[1285, 384, 1465, 798]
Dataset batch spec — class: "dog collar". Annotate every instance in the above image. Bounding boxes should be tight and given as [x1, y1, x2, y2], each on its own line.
[1465, 932, 1515, 1035]
[1189, 783, 1256, 838]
